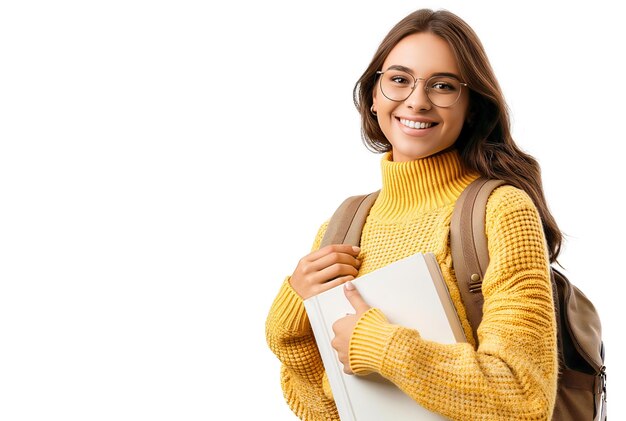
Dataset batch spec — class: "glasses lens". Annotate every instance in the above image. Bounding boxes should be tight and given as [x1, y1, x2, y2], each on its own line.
[426, 76, 463, 107]
[379, 70, 415, 102]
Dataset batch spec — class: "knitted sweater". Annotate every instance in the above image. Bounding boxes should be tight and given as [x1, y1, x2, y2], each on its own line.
[266, 149, 558, 420]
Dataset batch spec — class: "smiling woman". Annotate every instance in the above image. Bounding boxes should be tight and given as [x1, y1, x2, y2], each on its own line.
[1, 1, 621, 420]
[265, 8, 574, 421]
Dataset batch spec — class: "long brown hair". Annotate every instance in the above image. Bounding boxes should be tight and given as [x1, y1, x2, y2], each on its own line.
[353, 9, 562, 262]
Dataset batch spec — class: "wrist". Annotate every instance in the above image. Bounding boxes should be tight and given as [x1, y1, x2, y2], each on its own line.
[270, 277, 311, 334]
[349, 308, 398, 375]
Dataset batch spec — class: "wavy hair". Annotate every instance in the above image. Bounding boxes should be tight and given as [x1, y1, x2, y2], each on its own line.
[353, 9, 562, 262]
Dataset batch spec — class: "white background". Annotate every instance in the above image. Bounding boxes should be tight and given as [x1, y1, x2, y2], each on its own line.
[0, 0, 623, 419]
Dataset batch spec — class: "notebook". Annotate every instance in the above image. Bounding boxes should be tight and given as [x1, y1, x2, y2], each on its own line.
[303, 252, 466, 421]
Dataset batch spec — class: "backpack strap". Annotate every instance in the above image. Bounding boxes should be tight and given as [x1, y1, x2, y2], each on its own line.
[450, 178, 506, 345]
[320, 191, 380, 248]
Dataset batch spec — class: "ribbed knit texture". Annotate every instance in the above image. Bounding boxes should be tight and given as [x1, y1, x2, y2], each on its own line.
[265, 149, 558, 420]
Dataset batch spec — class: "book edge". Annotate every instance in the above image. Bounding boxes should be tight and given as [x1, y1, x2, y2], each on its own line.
[303, 297, 356, 421]
[423, 253, 467, 343]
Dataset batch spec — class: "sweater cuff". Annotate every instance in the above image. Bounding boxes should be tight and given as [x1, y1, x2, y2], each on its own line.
[270, 277, 311, 334]
[349, 308, 398, 375]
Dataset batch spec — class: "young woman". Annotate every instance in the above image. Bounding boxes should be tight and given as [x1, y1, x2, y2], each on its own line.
[266, 9, 559, 420]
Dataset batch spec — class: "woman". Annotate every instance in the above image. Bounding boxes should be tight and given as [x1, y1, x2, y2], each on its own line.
[266, 9, 558, 420]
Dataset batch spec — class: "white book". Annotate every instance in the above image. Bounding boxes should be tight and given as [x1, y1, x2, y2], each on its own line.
[304, 252, 466, 421]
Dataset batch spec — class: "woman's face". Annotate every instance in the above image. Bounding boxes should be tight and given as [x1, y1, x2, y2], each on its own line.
[372, 32, 470, 162]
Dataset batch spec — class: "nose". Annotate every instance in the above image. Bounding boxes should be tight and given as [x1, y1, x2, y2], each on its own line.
[404, 79, 431, 111]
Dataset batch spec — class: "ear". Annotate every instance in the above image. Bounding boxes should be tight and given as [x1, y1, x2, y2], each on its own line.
[372, 83, 378, 111]
[371, 89, 378, 115]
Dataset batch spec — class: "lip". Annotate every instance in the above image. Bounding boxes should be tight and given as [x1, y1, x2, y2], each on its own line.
[395, 116, 437, 124]
[394, 116, 439, 136]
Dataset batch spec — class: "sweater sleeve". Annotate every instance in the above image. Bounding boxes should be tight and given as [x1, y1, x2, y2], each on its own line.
[265, 221, 340, 420]
[348, 186, 558, 420]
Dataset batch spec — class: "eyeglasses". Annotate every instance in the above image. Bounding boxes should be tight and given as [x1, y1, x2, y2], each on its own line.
[376, 70, 468, 108]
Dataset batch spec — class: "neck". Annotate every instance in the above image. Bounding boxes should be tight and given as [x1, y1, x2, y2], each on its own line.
[370, 149, 479, 220]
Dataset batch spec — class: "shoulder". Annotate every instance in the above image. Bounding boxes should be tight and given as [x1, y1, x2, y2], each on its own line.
[484, 184, 545, 241]
[485, 184, 539, 219]
[311, 220, 330, 252]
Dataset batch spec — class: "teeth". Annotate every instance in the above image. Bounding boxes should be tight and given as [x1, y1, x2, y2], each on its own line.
[400, 118, 434, 129]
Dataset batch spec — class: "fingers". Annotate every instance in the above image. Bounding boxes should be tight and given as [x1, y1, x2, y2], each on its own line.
[305, 244, 360, 264]
[344, 281, 370, 313]
[331, 313, 358, 375]
[290, 244, 362, 299]
[323, 275, 356, 291]
[308, 249, 361, 274]
[300, 245, 361, 284]
[311, 263, 359, 285]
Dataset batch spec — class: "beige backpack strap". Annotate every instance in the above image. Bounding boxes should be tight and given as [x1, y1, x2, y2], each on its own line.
[450, 178, 506, 345]
[320, 191, 380, 248]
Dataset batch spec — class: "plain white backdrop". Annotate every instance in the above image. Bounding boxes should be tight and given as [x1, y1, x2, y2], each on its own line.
[0, 0, 623, 419]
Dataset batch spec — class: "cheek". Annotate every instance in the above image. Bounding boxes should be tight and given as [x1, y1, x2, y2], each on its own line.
[447, 99, 470, 131]
[438, 109, 468, 145]
[448, 114, 467, 138]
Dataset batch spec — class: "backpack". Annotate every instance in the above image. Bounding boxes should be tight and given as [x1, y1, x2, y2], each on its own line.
[320, 177, 606, 421]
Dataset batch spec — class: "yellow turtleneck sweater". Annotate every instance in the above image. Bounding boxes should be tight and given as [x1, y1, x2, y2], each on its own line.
[266, 149, 557, 420]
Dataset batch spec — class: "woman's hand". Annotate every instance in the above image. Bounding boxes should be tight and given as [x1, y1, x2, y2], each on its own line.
[331, 282, 371, 374]
[290, 244, 361, 300]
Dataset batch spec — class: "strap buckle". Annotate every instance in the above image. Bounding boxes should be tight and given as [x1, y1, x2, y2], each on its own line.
[599, 366, 607, 397]
[598, 366, 607, 419]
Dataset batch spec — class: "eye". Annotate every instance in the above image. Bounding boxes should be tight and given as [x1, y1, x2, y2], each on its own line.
[385, 71, 413, 87]
[429, 78, 459, 93]
[431, 82, 453, 91]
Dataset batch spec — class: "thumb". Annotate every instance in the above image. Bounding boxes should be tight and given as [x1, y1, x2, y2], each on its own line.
[344, 281, 370, 314]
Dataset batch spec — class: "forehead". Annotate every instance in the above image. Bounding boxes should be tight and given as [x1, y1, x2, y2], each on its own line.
[381, 32, 461, 75]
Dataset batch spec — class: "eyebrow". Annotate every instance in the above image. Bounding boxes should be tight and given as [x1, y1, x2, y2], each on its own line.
[385, 64, 462, 80]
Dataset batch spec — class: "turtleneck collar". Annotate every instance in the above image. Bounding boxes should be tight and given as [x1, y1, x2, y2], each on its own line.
[370, 148, 479, 220]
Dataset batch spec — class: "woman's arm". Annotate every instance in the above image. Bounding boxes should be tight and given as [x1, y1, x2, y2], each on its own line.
[265, 222, 360, 420]
[348, 186, 558, 420]
[265, 275, 339, 420]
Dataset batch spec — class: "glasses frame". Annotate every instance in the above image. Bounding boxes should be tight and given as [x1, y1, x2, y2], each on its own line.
[375, 70, 468, 108]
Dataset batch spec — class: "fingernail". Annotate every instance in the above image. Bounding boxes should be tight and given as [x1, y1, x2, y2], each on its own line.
[352, 246, 360, 253]
[345, 281, 355, 291]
